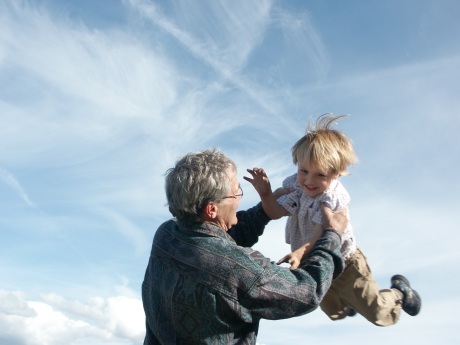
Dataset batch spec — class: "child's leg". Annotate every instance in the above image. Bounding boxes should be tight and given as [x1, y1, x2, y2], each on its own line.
[324, 248, 403, 326]
[320, 283, 350, 320]
[320, 252, 360, 321]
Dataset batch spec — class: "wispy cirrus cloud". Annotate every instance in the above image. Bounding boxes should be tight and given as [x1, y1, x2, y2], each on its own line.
[0, 168, 36, 208]
[126, 0, 330, 137]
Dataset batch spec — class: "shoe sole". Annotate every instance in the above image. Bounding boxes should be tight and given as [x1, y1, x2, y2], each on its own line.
[391, 274, 421, 316]
[405, 289, 421, 316]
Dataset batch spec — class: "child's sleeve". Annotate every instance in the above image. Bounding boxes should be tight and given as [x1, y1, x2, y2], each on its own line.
[276, 174, 299, 214]
[312, 181, 350, 225]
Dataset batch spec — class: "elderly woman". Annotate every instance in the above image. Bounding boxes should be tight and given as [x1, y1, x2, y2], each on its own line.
[142, 149, 347, 344]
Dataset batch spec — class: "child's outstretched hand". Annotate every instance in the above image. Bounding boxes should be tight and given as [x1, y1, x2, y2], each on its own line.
[244, 167, 292, 220]
[277, 247, 309, 270]
[277, 251, 303, 270]
[243, 168, 272, 197]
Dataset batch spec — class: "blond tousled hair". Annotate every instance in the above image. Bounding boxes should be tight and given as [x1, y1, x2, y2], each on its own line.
[291, 114, 358, 176]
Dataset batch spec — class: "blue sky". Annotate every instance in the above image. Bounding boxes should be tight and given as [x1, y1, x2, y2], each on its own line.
[1, 0, 459, 344]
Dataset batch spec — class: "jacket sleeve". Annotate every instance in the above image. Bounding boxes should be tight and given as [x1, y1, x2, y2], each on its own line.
[227, 203, 271, 247]
[242, 229, 344, 320]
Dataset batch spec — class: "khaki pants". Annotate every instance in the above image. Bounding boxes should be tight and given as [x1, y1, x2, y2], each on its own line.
[320, 247, 403, 326]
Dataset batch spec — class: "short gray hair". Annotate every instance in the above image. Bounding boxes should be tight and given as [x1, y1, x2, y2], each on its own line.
[165, 149, 236, 225]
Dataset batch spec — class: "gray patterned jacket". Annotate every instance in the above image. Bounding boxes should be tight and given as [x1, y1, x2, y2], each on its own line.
[142, 203, 343, 344]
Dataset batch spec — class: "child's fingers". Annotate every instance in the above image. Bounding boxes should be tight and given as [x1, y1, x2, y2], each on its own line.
[254, 168, 266, 176]
[290, 261, 300, 270]
[276, 255, 289, 265]
[247, 167, 266, 176]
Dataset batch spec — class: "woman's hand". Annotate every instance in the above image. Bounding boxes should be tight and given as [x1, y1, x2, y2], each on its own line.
[321, 205, 348, 234]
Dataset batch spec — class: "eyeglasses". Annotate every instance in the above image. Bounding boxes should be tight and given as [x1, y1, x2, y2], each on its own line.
[222, 186, 243, 200]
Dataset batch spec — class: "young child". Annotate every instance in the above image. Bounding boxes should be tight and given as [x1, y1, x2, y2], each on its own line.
[244, 114, 421, 326]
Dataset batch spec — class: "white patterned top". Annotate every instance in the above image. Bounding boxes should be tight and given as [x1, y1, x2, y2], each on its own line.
[277, 173, 356, 261]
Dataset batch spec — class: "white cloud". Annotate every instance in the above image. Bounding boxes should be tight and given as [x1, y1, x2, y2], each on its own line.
[127, 0, 272, 73]
[1, 1, 176, 119]
[272, 7, 330, 82]
[96, 207, 151, 255]
[127, 0, 314, 137]
[0, 290, 144, 345]
[0, 291, 36, 317]
[0, 168, 36, 208]
[0, 0, 180, 169]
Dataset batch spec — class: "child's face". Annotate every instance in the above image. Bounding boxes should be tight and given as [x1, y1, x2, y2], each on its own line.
[297, 160, 337, 197]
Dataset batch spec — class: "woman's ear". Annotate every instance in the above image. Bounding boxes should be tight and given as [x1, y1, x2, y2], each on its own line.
[203, 202, 218, 220]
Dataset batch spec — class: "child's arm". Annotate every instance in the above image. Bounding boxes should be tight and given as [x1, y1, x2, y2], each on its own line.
[277, 223, 323, 269]
[243, 168, 290, 220]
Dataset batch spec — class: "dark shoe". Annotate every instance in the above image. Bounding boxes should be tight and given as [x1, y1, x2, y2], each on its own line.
[391, 274, 421, 316]
[347, 308, 357, 317]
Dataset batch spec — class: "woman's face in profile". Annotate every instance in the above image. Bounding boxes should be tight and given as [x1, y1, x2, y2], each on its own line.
[215, 169, 241, 231]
